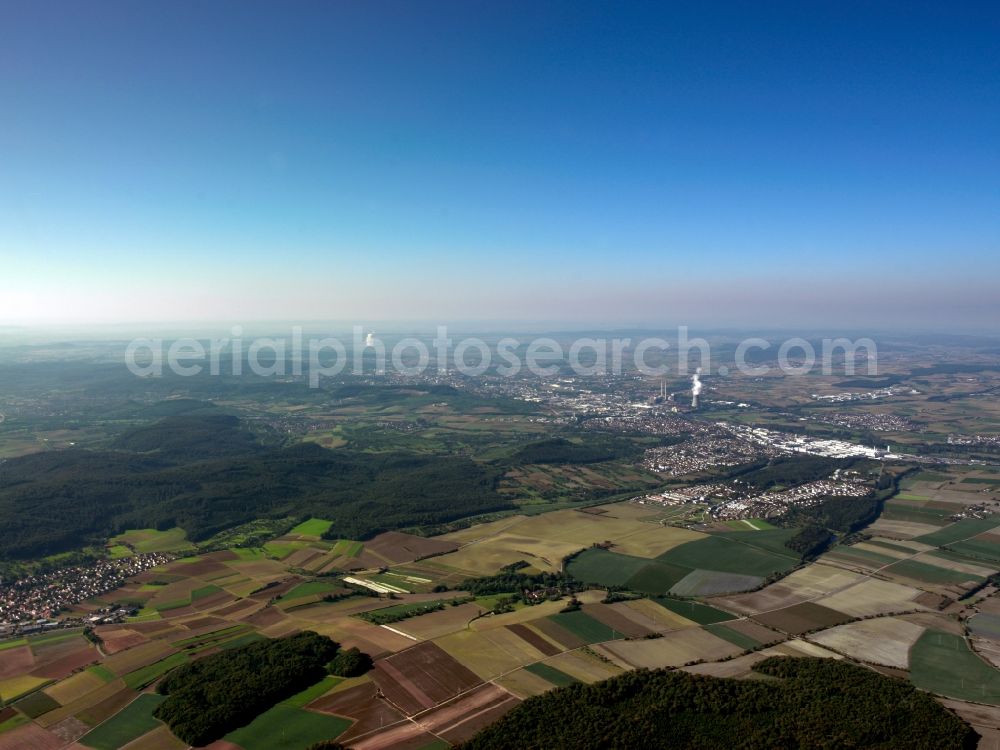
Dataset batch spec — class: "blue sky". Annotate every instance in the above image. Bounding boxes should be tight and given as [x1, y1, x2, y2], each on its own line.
[2, 2, 998, 329]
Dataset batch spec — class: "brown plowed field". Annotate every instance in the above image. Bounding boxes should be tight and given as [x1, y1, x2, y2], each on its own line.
[505, 624, 561, 656]
[372, 642, 481, 716]
[752, 602, 852, 634]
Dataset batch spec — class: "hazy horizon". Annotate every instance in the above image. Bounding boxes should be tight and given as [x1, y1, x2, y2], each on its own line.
[3, 3, 998, 330]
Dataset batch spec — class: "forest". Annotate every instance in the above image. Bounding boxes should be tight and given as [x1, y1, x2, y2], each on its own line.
[461, 657, 977, 749]
[0, 415, 511, 558]
[154, 631, 340, 745]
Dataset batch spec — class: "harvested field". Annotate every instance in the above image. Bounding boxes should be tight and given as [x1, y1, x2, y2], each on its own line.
[429, 534, 581, 576]
[308, 615, 415, 656]
[371, 641, 482, 715]
[752, 602, 851, 634]
[310, 680, 405, 741]
[496, 668, 557, 699]
[669, 569, 763, 597]
[580, 603, 654, 639]
[612, 599, 696, 631]
[817, 577, 926, 617]
[43, 670, 105, 706]
[505, 624, 561, 656]
[608, 525, 704, 558]
[762, 639, 842, 660]
[102, 641, 176, 677]
[596, 628, 741, 668]
[712, 564, 863, 615]
[389, 602, 483, 641]
[468, 599, 567, 631]
[541, 649, 623, 683]
[364, 531, 460, 564]
[682, 650, 772, 679]
[809, 617, 925, 667]
[0, 674, 51, 702]
[868, 518, 944, 539]
[437, 628, 550, 680]
[438, 516, 526, 544]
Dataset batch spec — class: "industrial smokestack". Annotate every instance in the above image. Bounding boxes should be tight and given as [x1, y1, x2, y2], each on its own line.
[691, 368, 703, 409]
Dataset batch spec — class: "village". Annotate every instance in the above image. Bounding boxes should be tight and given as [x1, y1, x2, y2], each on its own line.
[0, 551, 172, 636]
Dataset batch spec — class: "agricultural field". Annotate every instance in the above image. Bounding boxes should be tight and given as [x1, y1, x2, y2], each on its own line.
[2, 452, 1000, 747]
[808, 617, 926, 668]
[910, 630, 1000, 704]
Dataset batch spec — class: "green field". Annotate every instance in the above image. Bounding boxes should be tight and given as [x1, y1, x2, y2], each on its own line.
[331, 539, 364, 557]
[710, 528, 800, 557]
[283, 580, 341, 600]
[223, 703, 352, 750]
[944, 539, 1000, 564]
[109, 527, 194, 554]
[567, 539, 790, 596]
[566, 548, 649, 587]
[0, 638, 27, 651]
[722, 519, 776, 531]
[909, 630, 1000, 704]
[886, 559, 985, 585]
[704, 623, 761, 650]
[282, 676, 343, 708]
[173, 624, 251, 650]
[107, 544, 133, 559]
[359, 599, 451, 622]
[624, 561, 693, 595]
[14, 689, 60, 718]
[525, 662, 580, 687]
[87, 665, 116, 683]
[122, 652, 189, 689]
[79, 694, 167, 750]
[657, 534, 798, 577]
[0, 712, 29, 734]
[549, 610, 621, 643]
[191, 584, 223, 600]
[968, 614, 1000, 640]
[825, 546, 898, 566]
[650, 597, 736, 625]
[914, 518, 1000, 547]
[290, 518, 334, 537]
